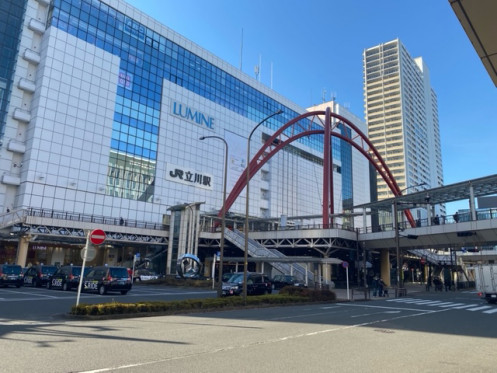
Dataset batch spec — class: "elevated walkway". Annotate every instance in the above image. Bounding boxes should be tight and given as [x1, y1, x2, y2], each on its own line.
[1, 208, 168, 245]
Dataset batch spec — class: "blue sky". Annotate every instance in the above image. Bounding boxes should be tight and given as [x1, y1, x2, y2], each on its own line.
[126, 0, 496, 212]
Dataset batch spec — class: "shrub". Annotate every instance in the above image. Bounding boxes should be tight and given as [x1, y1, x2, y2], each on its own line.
[70, 290, 336, 317]
[279, 286, 336, 301]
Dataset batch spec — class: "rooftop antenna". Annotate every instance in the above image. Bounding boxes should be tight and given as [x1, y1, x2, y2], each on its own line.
[254, 64, 260, 81]
[239, 28, 243, 71]
[254, 54, 261, 82]
[258, 54, 262, 82]
[322, 88, 327, 103]
[270, 62, 273, 89]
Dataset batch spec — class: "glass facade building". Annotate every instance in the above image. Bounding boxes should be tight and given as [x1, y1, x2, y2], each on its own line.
[0, 0, 370, 269]
[0, 0, 26, 138]
[49, 0, 327, 204]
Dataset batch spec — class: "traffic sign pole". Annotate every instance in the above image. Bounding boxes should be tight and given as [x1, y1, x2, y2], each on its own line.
[76, 230, 90, 307]
[342, 261, 350, 300]
[76, 229, 106, 307]
[132, 253, 140, 281]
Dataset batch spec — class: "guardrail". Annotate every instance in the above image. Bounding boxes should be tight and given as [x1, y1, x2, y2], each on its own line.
[1, 207, 167, 231]
[364, 208, 497, 234]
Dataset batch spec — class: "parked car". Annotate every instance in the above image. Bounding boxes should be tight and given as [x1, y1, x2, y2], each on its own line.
[271, 275, 304, 290]
[133, 269, 160, 282]
[222, 272, 235, 282]
[222, 272, 272, 296]
[83, 266, 132, 295]
[48, 265, 92, 291]
[0, 264, 24, 288]
[23, 265, 58, 287]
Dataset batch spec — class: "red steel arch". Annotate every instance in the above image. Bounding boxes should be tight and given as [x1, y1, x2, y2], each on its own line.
[221, 108, 415, 227]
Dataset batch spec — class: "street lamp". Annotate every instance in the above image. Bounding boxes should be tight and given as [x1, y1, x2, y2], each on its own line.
[244, 109, 283, 303]
[199, 135, 228, 298]
[394, 182, 427, 296]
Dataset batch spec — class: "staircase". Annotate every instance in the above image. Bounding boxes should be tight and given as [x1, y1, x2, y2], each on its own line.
[409, 248, 471, 282]
[409, 248, 453, 265]
[0, 209, 26, 230]
[224, 228, 314, 284]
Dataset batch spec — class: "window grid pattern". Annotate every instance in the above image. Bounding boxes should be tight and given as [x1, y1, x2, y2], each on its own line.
[0, 0, 26, 137]
[50, 0, 326, 202]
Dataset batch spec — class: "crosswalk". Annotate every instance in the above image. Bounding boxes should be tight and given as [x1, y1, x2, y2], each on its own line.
[386, 297, 497, 314]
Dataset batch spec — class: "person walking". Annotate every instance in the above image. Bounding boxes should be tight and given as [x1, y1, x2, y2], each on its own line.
[372, 275, 379, 297]
[426, 275, 432, 291]
[443, 267, 452, 291]
[378, 278, 387, 297]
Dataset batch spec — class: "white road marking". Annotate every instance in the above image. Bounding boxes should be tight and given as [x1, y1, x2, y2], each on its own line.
[466, 305, 493, 311]
[451, 304, 479, 309]
[438, 303, 465, 308]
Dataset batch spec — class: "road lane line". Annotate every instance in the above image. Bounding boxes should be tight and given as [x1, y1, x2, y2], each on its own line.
[466, 305, 493, 311]
[451, 304, 479, 309]
[438, 303, 465, 308]
[340, 303, 438, 313]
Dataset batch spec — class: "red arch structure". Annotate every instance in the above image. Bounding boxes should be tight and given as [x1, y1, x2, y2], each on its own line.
[221, 107, 415, 228]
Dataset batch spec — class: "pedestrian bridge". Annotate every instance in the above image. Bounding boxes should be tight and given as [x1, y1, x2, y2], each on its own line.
[244, 211, 497, 252]
[230, 173, 497, 264]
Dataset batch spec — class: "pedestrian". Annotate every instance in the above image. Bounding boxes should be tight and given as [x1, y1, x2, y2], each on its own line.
[453, 211, 459, 223]
[443, 267, 452, 291]
[378, 278, 386, 297]
[426, 275, 432, 291]
[372, 275, 379, 297]
[120, 217, 124, 225]
[433, 276, 443, 291]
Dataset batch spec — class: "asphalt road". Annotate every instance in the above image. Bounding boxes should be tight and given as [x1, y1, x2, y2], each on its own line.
[0, 283, 217, 321]
[1, 286, 496, 372]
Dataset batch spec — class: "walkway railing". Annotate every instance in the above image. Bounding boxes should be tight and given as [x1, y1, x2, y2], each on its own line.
[363, 208, 497, 234]
[1, 207, 168, 231]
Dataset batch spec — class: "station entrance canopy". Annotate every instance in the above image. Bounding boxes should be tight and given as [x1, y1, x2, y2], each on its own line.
[356, 174, 497, 212]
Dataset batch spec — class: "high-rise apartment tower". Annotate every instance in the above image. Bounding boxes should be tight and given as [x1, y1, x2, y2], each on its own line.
[363, 39, 443, 209]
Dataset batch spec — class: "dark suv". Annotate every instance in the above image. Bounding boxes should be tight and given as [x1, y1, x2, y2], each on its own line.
[222, 272, 272, 296]
[48, 265, 92, 291]
[83, 266, 132, 295]
[271, 275, 305, 290]
[0, 264, 24, 288]
[23, 265, 58, 287]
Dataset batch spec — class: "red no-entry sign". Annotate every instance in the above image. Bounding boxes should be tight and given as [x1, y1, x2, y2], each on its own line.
[89, 229, 106, 245]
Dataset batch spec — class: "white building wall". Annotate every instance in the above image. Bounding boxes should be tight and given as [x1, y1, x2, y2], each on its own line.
[20, 27, 119, 216]
[1, 0, 371, 228]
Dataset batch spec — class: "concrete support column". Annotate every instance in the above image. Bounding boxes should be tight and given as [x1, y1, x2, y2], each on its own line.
[322, 263, 332, 285]
[380, 249, 390, 287]
[469, 184, 477, 220]
[16, 236, 30, 267]
[166, 213, 176, 275]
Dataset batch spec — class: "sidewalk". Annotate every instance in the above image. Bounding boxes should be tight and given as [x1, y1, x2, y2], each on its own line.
[333, 283, 427, 302]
